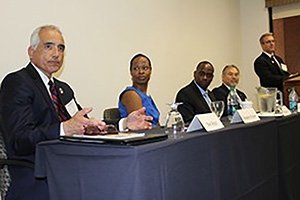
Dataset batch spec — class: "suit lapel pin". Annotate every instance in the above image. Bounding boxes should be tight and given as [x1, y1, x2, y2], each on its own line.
[59, 88, 64, 94]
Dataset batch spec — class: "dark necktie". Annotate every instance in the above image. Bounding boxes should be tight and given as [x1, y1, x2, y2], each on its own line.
[48, 80, 68, 122]
[0, 138, 10, 198]
[271, 55, 281, 69]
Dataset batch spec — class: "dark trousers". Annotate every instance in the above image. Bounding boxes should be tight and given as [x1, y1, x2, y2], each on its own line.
[6, 166, 49, 200]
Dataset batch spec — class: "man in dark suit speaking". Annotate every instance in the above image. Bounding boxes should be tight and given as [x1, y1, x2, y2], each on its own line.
[0, 25, 152, 200]
[175, 61, 216, 124]
[254, 32, 295, 92]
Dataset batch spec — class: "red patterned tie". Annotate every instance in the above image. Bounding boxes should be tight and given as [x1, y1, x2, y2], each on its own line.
[48, 80, 68, 122]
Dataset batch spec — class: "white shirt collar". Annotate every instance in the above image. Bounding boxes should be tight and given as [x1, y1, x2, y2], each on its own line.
[193, 80, 207, 95]
[224, 83, 238, 91]
[224, 83, 232, 90]
[263, 51, 274, 58]
[31, 62, 52, 94]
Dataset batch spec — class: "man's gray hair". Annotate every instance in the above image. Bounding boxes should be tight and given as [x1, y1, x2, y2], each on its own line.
[30, 25, 62, 49]
[222, 64, 240, 75]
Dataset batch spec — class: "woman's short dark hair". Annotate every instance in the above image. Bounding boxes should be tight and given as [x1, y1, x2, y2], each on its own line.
[130, 53, 152, 70]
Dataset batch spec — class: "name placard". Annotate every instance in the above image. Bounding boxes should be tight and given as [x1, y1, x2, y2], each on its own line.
[231, 108, 260, 124]
[187, 113, 224, 132]
[65, 99, 79, 117]
[282, 105, 292, 116]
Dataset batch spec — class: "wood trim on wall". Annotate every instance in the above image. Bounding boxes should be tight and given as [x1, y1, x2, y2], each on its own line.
[273, 15, 300, 73]
[266, 0, 300, 7]
[273, 19, 285, 60]
[283, 16, 300, 73]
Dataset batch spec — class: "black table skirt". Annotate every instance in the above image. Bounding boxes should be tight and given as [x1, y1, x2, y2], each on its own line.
[277, 114, 300, 200]
[35, 115, 300, 200]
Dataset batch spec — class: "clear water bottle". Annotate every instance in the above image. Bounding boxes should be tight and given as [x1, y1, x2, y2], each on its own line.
[165, 103, 185, 137]
[288, 87, 298, 113]
[227, 87, 240, 119]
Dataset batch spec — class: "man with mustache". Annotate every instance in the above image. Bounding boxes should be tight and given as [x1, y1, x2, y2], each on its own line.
[212, 64, 247, 116]
[0, 25, 152, 200]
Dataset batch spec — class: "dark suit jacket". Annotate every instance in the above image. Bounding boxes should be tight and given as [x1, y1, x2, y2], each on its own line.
[254, 52, 289, 91]
[175, 81, 216, 124]
[0, 63, 81, 200]
[212, 84, 247, 116]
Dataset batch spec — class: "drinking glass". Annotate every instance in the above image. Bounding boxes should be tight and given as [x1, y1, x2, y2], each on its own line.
[210, 101, 225, 118]
[164, 103, 185, 137]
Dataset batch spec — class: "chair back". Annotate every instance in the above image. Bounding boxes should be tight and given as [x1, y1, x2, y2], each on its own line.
[0, 129, 35, 199]
[0, 133, 10, 199]
[103, 108, 121, 127]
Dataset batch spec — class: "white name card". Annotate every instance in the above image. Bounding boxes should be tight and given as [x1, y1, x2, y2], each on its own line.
[231, 108, 260, 124]
[281, 64, 288, 72]
[187, 113, 224, 132]
[282, 105, 292, 116]
[65, 99, 79, 117]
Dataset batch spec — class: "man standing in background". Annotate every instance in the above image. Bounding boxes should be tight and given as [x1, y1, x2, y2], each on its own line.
[254, 32, 293, 92]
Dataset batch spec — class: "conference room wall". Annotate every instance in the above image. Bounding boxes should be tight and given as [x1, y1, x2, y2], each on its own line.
[239, 0, 269, 109]
[0, 0, 267, 123]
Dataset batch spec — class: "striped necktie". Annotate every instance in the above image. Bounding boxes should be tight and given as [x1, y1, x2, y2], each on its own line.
[48, 80, 68, 122]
